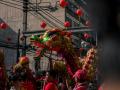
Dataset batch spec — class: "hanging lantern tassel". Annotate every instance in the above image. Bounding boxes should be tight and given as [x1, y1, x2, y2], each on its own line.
[41, 21, 47, 29]
[76, 9, 83, 24]
[60, 0, 68, 8]
[0, 22, 8, 30]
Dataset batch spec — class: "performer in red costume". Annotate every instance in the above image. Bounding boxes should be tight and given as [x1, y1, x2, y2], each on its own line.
[73, 69, 88, 90]
[43, 70, 58, 90]
[12, 56, 36, 90]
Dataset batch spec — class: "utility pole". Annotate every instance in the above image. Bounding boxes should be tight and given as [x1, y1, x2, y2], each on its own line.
[17, 29, 20, 62]
[22, 0, 28, 55]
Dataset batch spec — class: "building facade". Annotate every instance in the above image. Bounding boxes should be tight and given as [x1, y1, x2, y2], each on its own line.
[0, 0, 65, 72]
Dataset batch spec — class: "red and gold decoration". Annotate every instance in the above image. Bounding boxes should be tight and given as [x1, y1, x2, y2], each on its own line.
[30, 28, 97, 85]
[82, 48, 97, 81]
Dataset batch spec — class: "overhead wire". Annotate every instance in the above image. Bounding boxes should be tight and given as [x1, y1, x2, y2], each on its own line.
[29, 12, 54, 28]
[28, 9, 59, 27]
[1, 0, 64, 28]
[29, 11, 57, 28]
[0, 0, 23, 7]
[34, 6, 64, 26]
[0, 0, 64, 49]
[11, 0, 24, 4]
[25, 1, 62, 28]
[35, 11, 61, 28]
[10, 0, 64, 27]
[0, 1, 23, 10]
[28, 1, 64, 27]
[27, 1, 62, 28]
[33, 7, 64, 26]
[0, 0, 86, 28]
[0, 0, 54, 28]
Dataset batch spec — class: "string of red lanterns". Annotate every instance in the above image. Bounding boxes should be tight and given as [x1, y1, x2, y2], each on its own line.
[39, 1, 90, 28]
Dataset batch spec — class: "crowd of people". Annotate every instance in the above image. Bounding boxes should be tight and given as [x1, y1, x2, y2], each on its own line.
[0, 47, 99, 90]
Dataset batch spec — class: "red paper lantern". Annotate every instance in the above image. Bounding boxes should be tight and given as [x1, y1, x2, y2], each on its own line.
[84, 33, 91, 39]
[64, 21, 71, 27]
[76, 9, 83, 16]
[60, 0, 68, 8]
[0, 22, 7, 29]
[40, 21, 46, 29]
